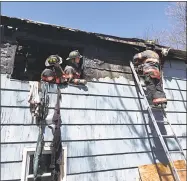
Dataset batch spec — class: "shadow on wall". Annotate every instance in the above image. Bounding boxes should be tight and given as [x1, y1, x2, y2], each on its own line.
[134, 84, 164, 165]
[175, 80, 187, 110]
[44, 62, 184, 172]
[49, 83, 89, 92]
[148, 110, 169, 165]
[103, 68, 155, 162]
[164, 77, 186, 112]
[133, 82, 175, 180]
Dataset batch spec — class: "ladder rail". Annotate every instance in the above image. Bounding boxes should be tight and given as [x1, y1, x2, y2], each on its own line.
[166, 119, 187, 162]
[160, 69, 187, 163]
[130, 61, 182, 181]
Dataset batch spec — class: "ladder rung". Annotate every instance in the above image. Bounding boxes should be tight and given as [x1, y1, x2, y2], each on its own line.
[150, 106, 163, 110]
[177, 168, 187, 172]
[160, 173, 172, 176]
[169, 151, 183, 154]
[162, 135, 175, 138]
[156, 120, 169, 123]
[160, 169, 187, 176]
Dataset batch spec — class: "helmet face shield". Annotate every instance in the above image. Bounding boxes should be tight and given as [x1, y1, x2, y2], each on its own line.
[48, 57, 57, 64]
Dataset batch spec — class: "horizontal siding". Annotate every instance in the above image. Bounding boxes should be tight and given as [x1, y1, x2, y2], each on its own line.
[65, 168, 139, 181]
[163, 66, 186, 80]
[1, 151, 186, 180]
[1, 108, 187, 125]
[1, 138, 187, 162]
[1, 125, 186, 143]
[1, 90, 186, 111]
[1, 73, 187, 91]
[1, 162, 139, 181]
[1, 86, 186, 102]
[0, 64, 186, 181]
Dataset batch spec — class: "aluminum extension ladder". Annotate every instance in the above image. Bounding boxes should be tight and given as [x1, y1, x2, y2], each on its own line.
[130, 61, 186, 181]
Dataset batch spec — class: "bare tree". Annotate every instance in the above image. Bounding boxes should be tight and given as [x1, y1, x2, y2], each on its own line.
[163, 2, 186, 50]
[141, 2, 186, 50]
[141, 25, 163, 44]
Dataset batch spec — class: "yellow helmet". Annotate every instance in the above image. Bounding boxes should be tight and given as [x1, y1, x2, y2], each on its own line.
[45, 55, 63, 67]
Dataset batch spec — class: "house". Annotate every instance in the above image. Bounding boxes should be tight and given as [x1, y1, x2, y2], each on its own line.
[1, 15, 186, 181]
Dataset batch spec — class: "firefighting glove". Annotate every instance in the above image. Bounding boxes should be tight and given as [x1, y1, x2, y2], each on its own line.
[77, 79, 87, 85]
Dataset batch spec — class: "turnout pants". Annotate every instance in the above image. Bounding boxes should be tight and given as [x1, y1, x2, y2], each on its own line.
[144, 74, 167, 105]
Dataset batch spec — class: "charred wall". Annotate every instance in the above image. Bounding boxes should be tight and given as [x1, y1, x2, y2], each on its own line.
[1, 17, 149, 81]
[0, 18, 141, 81]
[0, 25, 17, 75]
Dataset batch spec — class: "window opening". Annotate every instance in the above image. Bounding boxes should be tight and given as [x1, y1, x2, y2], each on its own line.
[12, 39, 84, 81]
[21, 146, 67, 181]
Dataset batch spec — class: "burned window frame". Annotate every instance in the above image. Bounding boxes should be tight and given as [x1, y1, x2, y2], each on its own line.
[10, 37, 85, 81]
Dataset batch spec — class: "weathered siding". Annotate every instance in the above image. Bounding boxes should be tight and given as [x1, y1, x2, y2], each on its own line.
[1, 59, 186, 181]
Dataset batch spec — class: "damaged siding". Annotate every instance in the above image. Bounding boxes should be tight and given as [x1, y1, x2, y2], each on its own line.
[1, 59, 186, 181]
[0, 41, 17, 74]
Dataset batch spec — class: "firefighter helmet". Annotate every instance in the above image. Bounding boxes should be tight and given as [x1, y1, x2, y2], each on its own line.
[66, 50, 83, 61]
[41, 68, 55, 82]
[45, 55, 63, 67]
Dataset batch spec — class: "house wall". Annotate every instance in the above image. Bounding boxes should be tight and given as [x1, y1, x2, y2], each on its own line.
[1, 20, 186, 181]
[1, 58, 186, 181]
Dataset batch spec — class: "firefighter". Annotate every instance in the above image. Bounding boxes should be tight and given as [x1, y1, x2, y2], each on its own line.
[41, 55, 67, 84]
[133, 40, 167, 108]
[64, 50, 87, 85]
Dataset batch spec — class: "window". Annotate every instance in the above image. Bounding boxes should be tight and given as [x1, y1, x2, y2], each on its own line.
[11, 39, 84, 81]
[21, 146, 67, 181]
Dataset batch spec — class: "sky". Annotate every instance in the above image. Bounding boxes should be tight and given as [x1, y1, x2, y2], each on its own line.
[1, 2, 171, 39]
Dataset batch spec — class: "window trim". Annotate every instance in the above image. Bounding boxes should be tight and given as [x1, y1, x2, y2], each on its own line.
[21, 146, 67, 181]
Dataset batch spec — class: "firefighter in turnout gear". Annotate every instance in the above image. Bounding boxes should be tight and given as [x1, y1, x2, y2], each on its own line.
[133, 40, 167, 108]
[41, 55, 67, 84]
[64, 50, 87, 85]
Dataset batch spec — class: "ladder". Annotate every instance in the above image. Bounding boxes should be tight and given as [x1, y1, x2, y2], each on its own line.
[130, 61, 186, 181]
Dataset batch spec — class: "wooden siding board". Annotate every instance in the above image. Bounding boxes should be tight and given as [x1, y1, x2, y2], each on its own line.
[1, 74, 186, 91]
[1, 108, 187, 125]
[164, 68, 186, 79]
[1, 125, 186, 143]
[164, 76, 186, 90]
[0, 125, 151, 142]
[1, 85, 186, 102]
[170, 60, 186, 70]
[66, 154, 185, 174]
[1, 90, 186, 112]
[66, 168, 139, 181]
[165, 89, 186, 101]
[1, 139, 187, 162]
[1, 153, 185, 180]
[1, 163, 22, 180]
[0, 162, 139, 181]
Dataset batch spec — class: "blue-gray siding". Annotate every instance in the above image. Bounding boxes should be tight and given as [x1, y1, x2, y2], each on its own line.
[1, 60, 186, 181]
